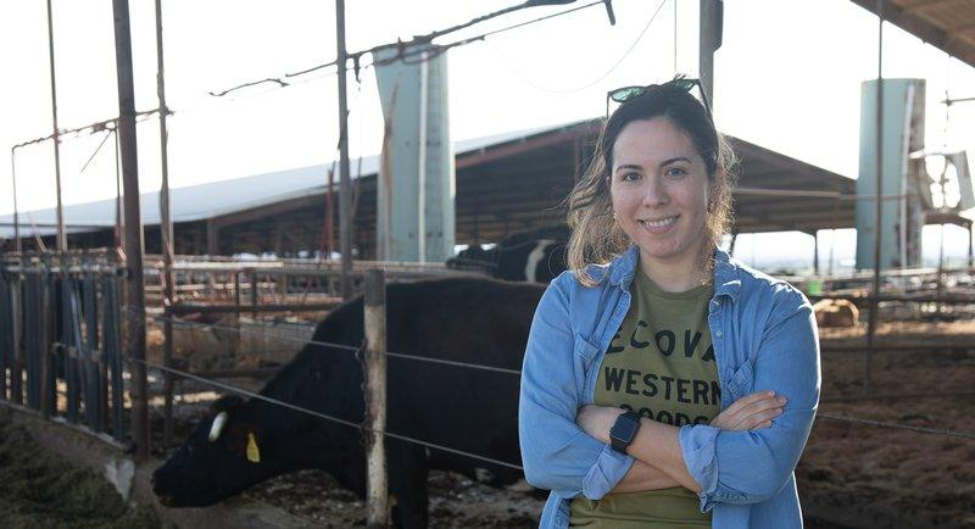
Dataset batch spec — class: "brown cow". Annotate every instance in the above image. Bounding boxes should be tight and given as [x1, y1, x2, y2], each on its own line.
[813, 298, 860, 328]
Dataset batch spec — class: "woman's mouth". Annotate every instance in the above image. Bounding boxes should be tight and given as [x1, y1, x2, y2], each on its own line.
[637, 215, 678, 234]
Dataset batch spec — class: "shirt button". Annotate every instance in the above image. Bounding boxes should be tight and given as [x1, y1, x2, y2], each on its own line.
[715, 330, 723, 338]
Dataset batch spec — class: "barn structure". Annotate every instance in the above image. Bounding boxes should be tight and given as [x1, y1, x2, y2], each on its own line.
[0, 117, 902, 260]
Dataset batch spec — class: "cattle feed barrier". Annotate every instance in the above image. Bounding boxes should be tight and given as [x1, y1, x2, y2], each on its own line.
[0, 258, 128, 444]
[134, 358, 525, 470]
[147, 313, 975, 441]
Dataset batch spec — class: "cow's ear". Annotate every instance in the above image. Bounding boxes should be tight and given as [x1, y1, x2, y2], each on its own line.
[210, 395, 244, 415]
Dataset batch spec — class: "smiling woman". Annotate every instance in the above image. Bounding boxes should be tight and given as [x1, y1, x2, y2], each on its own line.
[518, 77, 821, 529]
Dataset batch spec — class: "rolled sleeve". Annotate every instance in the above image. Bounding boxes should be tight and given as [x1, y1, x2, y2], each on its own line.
[679, 288, 821, 512]
[582, 444, 636, 499]
[519, 275, 634, 500]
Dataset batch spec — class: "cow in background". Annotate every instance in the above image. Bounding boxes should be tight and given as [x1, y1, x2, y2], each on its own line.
[152, 277, 544, 529]
[813, 298, 860, 328]
[447, 225, 570, 283]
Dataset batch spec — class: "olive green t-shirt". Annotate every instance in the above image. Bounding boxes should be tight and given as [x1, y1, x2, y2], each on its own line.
[570, 270, 721, 528]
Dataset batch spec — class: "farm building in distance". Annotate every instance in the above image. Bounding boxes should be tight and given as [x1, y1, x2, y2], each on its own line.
[4, 116, 968, 265]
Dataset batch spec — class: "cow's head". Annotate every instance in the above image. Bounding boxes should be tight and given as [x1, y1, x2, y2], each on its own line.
[152, 395, 282, 507]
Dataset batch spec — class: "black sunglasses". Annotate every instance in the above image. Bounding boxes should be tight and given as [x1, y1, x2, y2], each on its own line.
[605, 78, 713, 122]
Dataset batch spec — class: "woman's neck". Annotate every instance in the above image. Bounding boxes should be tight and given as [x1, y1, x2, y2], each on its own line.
[637, 245, 711, 293]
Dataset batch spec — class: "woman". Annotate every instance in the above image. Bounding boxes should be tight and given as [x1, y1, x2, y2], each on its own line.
[518, 78, 820, 529]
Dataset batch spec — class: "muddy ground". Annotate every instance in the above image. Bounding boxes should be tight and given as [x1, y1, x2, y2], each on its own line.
[0, 422, 164, 529]
[143, 317, 975, 528]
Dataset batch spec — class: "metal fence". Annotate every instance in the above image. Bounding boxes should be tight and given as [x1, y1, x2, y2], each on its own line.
[0, 255, 127, 443]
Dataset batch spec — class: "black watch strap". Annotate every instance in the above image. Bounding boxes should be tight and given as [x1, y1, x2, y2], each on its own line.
[610, 410, 641, 453]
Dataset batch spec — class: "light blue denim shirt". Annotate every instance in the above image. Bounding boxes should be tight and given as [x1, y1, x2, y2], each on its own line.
[518, 245, 821, 529]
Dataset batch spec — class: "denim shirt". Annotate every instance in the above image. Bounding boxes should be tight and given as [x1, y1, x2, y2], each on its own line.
[518, 246, 821, 529]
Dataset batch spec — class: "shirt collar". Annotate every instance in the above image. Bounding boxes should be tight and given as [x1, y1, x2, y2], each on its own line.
[607, 245, 741, 302]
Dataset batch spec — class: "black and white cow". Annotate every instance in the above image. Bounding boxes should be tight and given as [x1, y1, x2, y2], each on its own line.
[152, 277, 545, 529]
[447, 225, 570, 283]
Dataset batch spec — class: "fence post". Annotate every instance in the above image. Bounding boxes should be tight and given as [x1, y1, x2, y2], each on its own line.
[363, 268, 388, 528]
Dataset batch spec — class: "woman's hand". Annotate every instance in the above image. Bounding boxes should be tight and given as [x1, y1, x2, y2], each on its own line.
[710, 390, 787, 431]
[576, 405, 625, 444]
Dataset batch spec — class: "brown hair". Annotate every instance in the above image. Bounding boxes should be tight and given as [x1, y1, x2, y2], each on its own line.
[565, 78, 738, 287]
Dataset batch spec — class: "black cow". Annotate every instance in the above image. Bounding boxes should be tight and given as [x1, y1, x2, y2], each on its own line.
[447, 225, 570, 283]
[152, 277, 545, 529]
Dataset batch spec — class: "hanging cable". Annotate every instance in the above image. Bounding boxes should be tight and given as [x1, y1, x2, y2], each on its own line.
[208, 0, 609, 99]
[484, 0, 667, 95]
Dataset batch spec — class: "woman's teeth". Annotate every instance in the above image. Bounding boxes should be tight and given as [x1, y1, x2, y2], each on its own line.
[639, 216, 677, 228]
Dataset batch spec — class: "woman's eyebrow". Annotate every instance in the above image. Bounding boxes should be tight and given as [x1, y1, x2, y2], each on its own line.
[614, 164, 642, 173]
[660, 156, 692, 168]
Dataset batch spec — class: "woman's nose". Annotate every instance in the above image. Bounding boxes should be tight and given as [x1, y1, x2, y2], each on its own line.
[641, 177, 668, 207]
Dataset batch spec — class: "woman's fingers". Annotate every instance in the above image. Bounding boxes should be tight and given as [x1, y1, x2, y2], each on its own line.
[738, 394, 787, 418]
[738, 406, 784, 430]
[715, 391, 788, 431]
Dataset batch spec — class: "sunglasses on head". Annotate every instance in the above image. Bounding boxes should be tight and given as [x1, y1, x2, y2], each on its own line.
[605, 77, 712, 122]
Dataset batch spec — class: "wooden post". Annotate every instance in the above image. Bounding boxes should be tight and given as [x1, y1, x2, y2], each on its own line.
[363, 268, 388, 528]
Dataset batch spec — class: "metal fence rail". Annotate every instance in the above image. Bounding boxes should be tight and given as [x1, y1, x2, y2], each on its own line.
[150, 313, 975, 442]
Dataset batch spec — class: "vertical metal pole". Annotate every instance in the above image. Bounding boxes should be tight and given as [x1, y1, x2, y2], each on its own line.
[813, 230, 819, 276]
[155, 0, 176, 449]
[250, 269, 258, 321]
[936, 223, 946, 316]
[968, 221, 973, 269]
[865, 0, 884, 396]
[234, 271, 242, 355]
[828, 229, 835, 277]
[363, 268, 388, 528]
[45, 0, 66, 252]
[325, 167, 335, 257]
[336, 0, 353, 300]
[698, 0, 722, 110]
[113, 0, 149, 460]
[10, 150, 21, 253]
[114, 130, 124, 248]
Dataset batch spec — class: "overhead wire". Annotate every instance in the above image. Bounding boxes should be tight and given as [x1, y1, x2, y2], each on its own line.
[207, 0, 609, 99]
[486, 0, 668, 95]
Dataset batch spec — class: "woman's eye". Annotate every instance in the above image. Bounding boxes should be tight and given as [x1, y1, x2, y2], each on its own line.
[665, 167, 687, 177]
[621, 172, 641, 182]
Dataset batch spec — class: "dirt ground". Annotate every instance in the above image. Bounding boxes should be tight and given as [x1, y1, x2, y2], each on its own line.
[797, 322, 975, 529]
[146, 317, 975, 528]
[0, 422, 164, 529]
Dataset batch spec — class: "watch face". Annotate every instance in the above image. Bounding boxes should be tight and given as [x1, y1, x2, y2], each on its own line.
[611, 413, 639, 443]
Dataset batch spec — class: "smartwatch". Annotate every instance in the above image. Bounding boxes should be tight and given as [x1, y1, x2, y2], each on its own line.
[609, 410, 641, 454]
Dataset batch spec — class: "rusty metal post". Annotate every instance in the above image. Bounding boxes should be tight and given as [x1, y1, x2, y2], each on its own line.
[45, 0, 66, 252]
[154, 0, 175, 449]
[112, 0, 149, 460]
[865, 0, 884, 396]
[363, 268, 388, 528]
[336, 0, 353, 300]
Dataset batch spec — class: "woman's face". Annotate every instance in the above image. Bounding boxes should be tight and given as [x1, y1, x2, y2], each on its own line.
[609, 117, 712, 269]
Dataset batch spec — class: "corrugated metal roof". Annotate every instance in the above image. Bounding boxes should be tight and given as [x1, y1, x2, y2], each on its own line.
[0, 122, 573, 239]
[851, 0, 975, 68]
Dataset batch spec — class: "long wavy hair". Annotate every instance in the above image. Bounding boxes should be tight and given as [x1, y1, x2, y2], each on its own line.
[565, 78, 738, 287]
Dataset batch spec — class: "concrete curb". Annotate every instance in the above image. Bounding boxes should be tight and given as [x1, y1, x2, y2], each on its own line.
[0, 405, 317, 529]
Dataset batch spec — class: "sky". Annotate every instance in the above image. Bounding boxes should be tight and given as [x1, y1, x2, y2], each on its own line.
[1, 0, 973, 268]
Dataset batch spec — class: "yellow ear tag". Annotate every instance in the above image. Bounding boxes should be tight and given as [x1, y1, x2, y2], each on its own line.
[246, 433, 261, 463]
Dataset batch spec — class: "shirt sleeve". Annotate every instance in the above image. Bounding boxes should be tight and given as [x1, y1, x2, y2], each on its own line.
[519, 275, 635, 500]
[679, 287, 821, 512]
